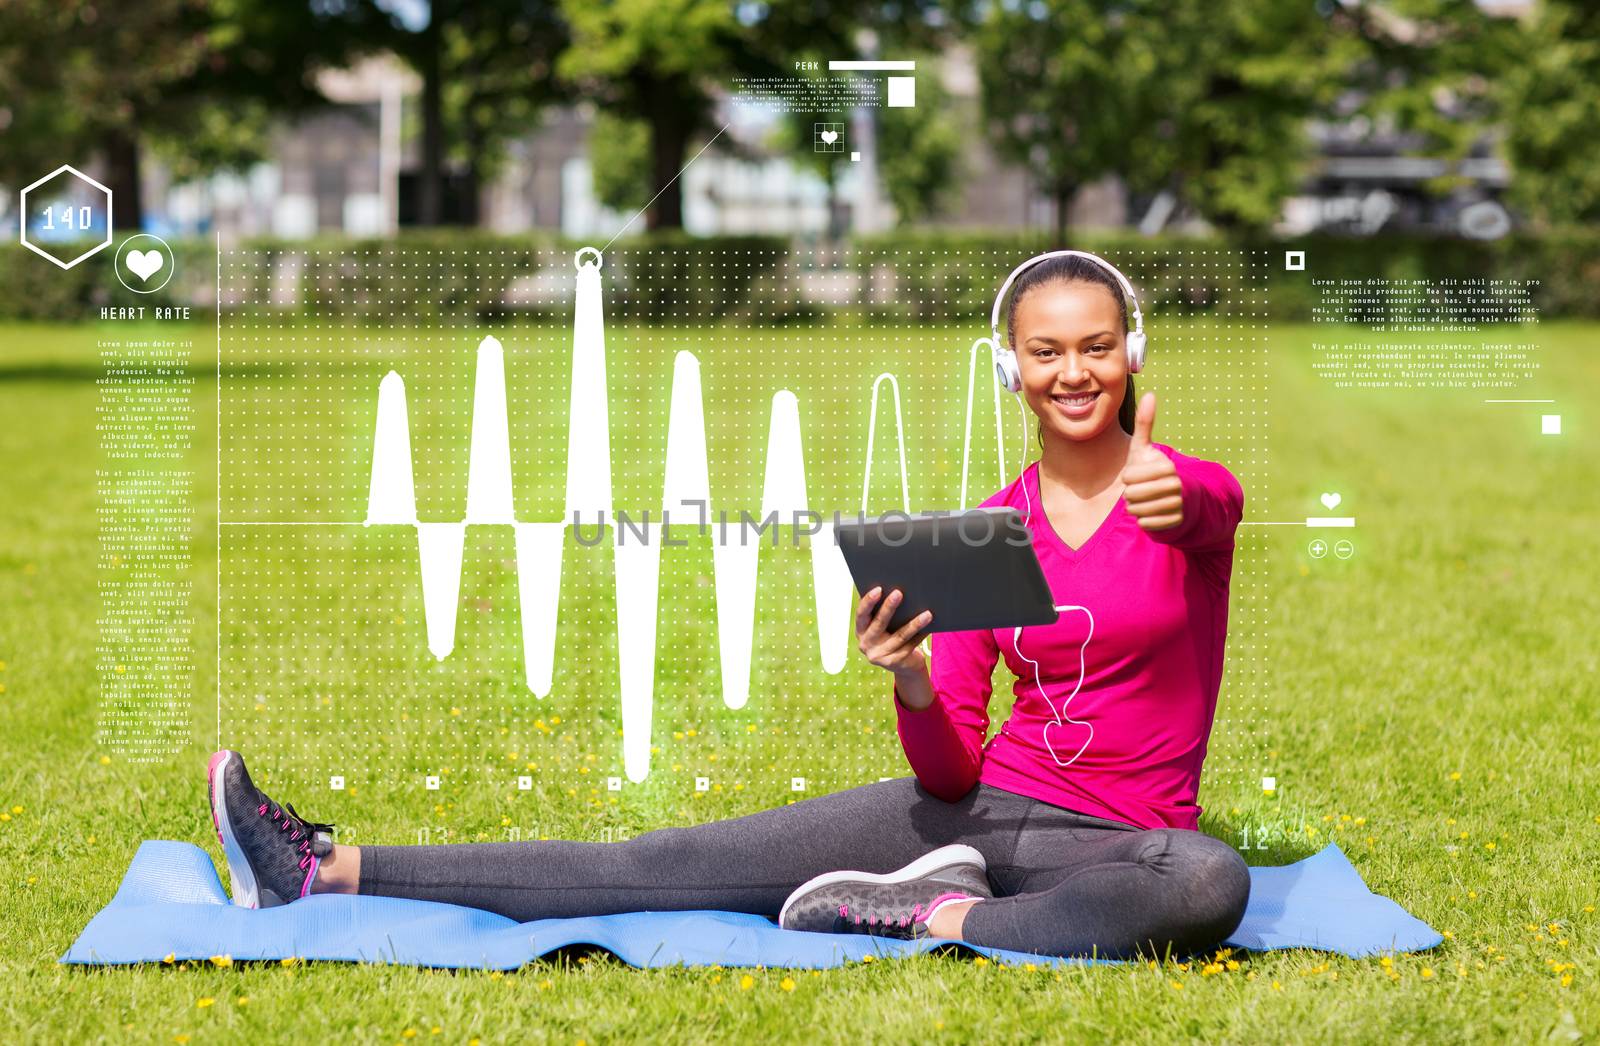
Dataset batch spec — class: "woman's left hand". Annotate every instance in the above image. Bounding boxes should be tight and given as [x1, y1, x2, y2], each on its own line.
[1120, 392, 1184, 533]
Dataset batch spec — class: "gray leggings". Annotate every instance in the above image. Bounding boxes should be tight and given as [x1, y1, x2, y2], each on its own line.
[358, 778, 1250, 958]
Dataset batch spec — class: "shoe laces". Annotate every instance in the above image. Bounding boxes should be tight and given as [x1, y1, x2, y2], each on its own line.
[258, 797, 335, 871]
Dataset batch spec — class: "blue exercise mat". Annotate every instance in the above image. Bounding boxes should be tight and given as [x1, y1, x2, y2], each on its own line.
[61, 840, 1439, 969]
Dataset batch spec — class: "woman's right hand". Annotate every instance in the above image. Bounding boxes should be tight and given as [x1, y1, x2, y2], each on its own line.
[855, 586, 933, 677]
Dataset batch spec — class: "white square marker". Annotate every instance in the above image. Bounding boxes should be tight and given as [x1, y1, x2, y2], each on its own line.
[1285, 251, 1305, 271]
[607, 776, 622, 792]
[517, 775, 532, 791]
[695, 776, 710, 792]
[1542, 414, 1561, 435]
[1261, 776, 1277, 792]
[790, 777, 806, 792]
[425, 775, 440, 790]
[329, 775, 345, 791]
[886, 76, 915, 108]
[850, 151, 861, 162]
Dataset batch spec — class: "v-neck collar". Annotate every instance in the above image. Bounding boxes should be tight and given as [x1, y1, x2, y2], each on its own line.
[1025, 460, 1125, 561]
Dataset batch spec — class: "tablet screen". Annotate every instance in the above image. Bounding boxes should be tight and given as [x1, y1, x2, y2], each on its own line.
[835, 508, 1059, 636]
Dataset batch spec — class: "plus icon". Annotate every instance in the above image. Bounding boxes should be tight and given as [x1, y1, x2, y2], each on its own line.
[1308, 539, 1328, 559]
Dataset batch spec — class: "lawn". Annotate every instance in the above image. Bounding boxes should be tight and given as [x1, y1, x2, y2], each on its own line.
[1, 316, 1596, 1043]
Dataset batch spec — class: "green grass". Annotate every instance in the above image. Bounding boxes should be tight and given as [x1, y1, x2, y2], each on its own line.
[1, 317, 1597, 1043]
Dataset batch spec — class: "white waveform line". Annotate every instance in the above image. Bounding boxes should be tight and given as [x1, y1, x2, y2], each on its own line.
[361, 257, 894, 780]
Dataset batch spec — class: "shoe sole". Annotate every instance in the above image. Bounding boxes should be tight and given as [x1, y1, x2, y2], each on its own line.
[778, 843, 987, 928]
[207, 750, 261, 909]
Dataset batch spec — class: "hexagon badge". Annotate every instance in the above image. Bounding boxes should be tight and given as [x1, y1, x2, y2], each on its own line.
[18, 164, 113, 269]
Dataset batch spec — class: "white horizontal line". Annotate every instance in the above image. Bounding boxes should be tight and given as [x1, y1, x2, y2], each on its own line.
[1305, 517, 1355, 528]
[827, 60, 915, 71]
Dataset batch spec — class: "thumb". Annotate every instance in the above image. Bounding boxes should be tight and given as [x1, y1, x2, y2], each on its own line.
[1129, 391, 1157, 453]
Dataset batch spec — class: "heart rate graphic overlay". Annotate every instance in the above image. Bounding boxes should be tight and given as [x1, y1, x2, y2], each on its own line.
[356, 252, 916, 781]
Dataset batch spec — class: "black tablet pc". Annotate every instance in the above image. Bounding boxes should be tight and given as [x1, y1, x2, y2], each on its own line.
[835, 507, 1059, 636]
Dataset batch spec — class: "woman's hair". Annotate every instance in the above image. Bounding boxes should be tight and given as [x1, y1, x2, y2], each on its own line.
[1004, 253, 1137, 440]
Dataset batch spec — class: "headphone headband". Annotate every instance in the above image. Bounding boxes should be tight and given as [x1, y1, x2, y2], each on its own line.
[989, 249, 1144, 346]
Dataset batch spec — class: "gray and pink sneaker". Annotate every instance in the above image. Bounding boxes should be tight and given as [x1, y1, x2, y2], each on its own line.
[778, 844, 993, 940]
[206, 750, 334, 908]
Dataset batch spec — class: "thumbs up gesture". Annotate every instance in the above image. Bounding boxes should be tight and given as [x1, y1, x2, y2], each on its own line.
[1120, 392, 1184, 533]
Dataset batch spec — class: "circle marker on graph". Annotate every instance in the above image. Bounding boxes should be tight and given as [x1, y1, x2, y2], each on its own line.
[574, 246, 603, 270]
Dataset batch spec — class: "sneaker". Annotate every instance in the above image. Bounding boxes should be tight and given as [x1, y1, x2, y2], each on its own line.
[778, 843, 993, 940]
[206, 750, 335, 908]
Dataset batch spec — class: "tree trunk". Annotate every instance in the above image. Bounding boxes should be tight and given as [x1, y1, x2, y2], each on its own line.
[418, 19, 444, 226]
[104, 129, 143, 233]
[646, 111, 690, 231]
[1054, 182, 1075, 242]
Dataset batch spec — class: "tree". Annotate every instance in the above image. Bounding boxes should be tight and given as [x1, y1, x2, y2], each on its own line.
[0, 0, 367, 231]
[876, 60, 963, 225]
[1328, 0, 1519, 204]
[1489, 0, 1600, 225]
[557, 0, 942, 231]
[368, 0, 569, 226]
[976, 0, 1347, 237]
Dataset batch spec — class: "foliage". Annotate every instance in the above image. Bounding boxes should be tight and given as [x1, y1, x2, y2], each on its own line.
[877, 60, 964, 225]
[1498, 0, 1600, 226]
[975, 0, 1350, 235]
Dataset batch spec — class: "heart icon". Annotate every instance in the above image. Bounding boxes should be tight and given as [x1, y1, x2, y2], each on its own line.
[1319, 492, 1341, 510]
[126, 249, 165, 283]
[820, 130, 838, 144]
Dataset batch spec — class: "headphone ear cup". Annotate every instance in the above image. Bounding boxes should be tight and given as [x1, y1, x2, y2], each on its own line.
[994, 349, 1023, 393]
[1125, 330, 1147, 374]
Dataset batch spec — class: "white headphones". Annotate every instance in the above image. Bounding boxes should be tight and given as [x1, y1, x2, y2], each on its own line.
[986, 250, 1147, 393]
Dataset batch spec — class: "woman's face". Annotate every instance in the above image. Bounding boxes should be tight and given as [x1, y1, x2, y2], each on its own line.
[1012, 280, 1129, 443]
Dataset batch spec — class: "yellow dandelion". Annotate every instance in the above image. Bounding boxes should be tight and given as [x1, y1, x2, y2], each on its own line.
[860, 954, 874, 963]
[780, 976, 796, 992]
[100, 755, 112, 765]
[162, 953, 176, 965]
[1226, 960, 1240, 971]
[174, 1036, 191, 1045]
[973, 956, 989, 967]
[1449, 771, 1461, 781]
[1169, 979, 1184, 990]
[1271, 980, 1283, 991]
[1562, 973, 1573, 987]
[196, 998, 215, 1009]
[402, 1029, 417, 1039]
[210, 954, 232, 967]
[237, 997, 250, 1006]
[739, 974, 755, 990]
[1421, 967, 1434, 979]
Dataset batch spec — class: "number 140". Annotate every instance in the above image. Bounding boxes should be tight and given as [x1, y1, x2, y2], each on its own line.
[41, 205, 95, 230]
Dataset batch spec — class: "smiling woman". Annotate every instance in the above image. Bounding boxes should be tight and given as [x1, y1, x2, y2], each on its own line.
[1004, 252, 1141, 445]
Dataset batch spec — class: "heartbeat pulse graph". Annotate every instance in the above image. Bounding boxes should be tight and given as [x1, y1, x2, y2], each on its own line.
[356, 252, 912, 781]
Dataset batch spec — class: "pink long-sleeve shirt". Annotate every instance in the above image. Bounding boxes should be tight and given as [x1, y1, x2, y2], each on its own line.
[894, 445, 1243, 831]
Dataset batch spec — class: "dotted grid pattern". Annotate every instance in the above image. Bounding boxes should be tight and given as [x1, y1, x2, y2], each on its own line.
[218, 248, 1272, 800]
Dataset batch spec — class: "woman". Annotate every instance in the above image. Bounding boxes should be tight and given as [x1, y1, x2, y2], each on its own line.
[206, 251, 1250, 959]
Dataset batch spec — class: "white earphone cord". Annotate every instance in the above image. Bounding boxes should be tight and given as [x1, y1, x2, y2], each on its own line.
[1014, 399, 1095, 768]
